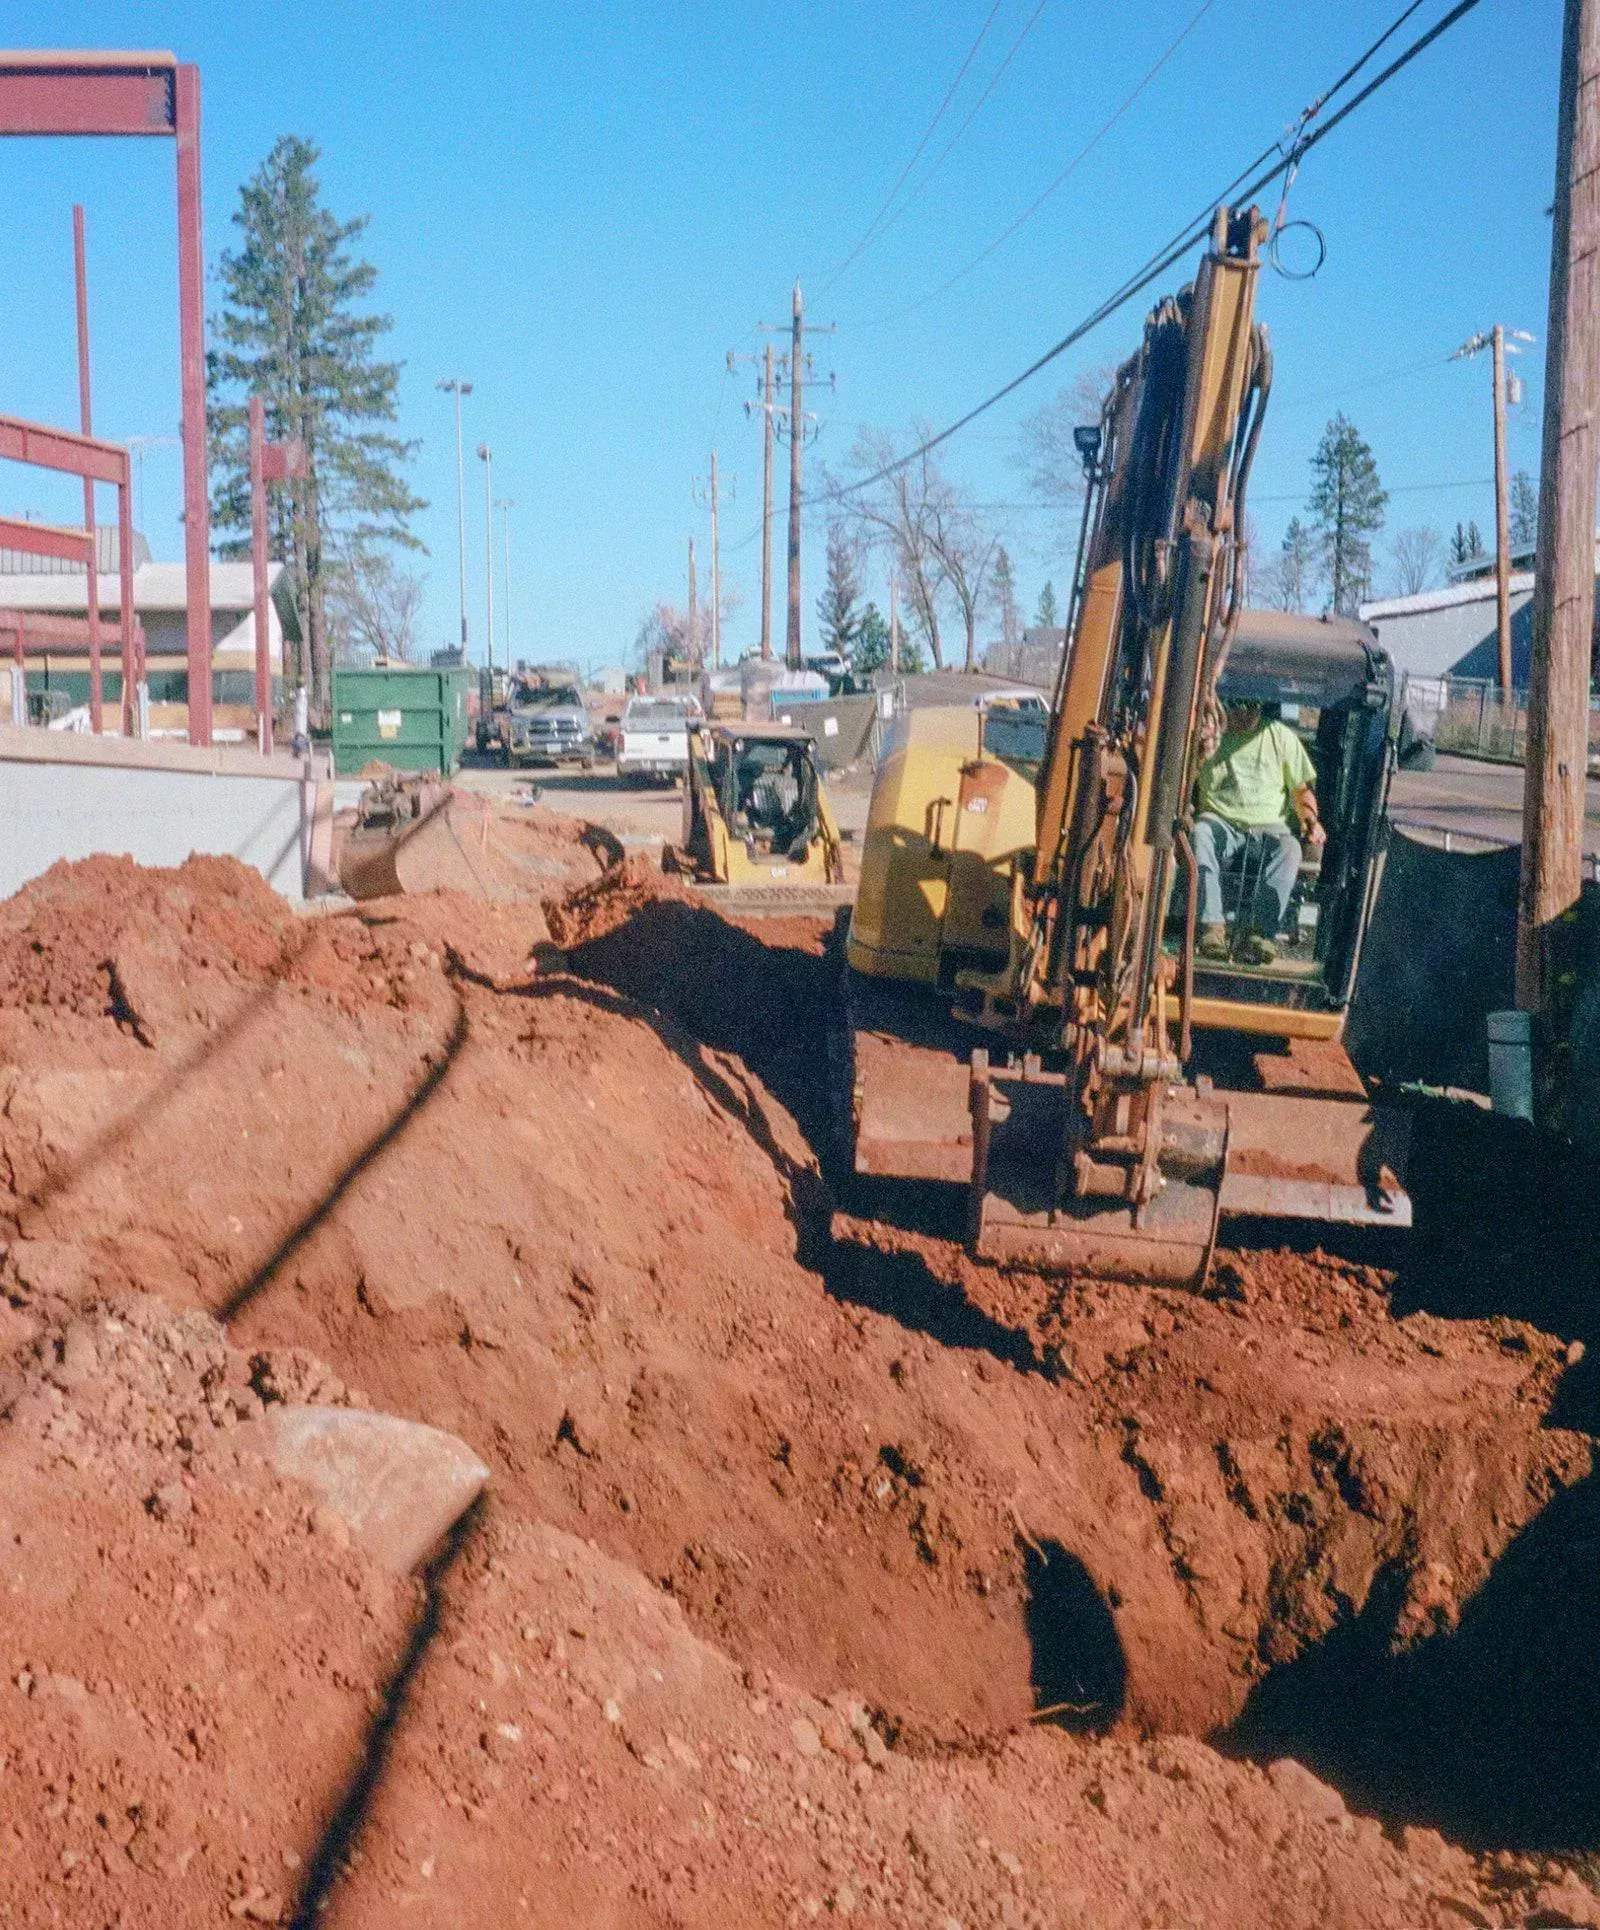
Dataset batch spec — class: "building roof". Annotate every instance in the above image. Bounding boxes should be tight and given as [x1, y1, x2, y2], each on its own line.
[0, 524, 152, 574]
[0, 560, 272, 613]
[1360, 571, 1537, 623]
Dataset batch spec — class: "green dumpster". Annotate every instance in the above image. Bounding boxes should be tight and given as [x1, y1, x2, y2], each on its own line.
[332, 664, 471, 776]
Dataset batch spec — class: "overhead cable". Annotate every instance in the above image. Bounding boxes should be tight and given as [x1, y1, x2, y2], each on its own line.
[860, 0, 1221, 327]
[820, 0, 1485, 507]
[866, 0, 1052, 249]
[814, 0, 1005, 300]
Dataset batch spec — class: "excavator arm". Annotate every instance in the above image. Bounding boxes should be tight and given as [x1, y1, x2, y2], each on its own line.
[967, 206, 1273, 1283]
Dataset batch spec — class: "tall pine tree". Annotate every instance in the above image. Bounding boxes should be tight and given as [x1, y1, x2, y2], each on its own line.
[1034, 580, 1059, 628]
[816, 523, 863, 657]
[208, 136, 425, 718]
[991, 545, 1021, 653]
[1308, 413, 1387, 616]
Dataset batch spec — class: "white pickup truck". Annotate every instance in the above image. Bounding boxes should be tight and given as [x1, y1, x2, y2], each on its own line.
[615, 695, 699, 784]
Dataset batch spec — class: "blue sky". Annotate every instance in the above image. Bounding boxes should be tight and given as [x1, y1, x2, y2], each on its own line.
[0, 1, 1563, 669]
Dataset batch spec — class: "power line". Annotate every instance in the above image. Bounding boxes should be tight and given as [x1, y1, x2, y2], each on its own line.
[1251, 476, 1493, 502]
[1276, 351, 1453, 412]
[857, 0, 1222, 328]
[815, 0, 1005, 300]
[822, 0, 1486, 507]
[868, 0, 1052, 248]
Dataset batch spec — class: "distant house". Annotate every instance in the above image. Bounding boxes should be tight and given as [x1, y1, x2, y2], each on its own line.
[0, 525, 301, 716]
[1360, 572, 1537, 685]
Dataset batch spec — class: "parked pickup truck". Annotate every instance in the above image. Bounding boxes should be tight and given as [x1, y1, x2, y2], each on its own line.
[498, 678, 597, 769]
[615, 694, 699, 784]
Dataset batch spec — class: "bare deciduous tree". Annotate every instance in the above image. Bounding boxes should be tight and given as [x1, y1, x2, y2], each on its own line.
[1388, 525, 1444, 598]
[1251, 516, 1316, 614]
[326, 548, 426, 663]
[1015, 362, 1118, 550]
[827, 427, 949, 670]
[925, 487, 999, 673]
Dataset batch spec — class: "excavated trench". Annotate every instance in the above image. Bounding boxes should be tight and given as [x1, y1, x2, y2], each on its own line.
[1, 849, 1598, 1925]
[557, 878, 1600, 1853]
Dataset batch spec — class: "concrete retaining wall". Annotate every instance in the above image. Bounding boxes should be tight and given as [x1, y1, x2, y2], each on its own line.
[0, 723, 315, 901]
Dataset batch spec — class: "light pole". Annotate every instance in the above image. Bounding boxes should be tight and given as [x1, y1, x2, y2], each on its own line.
[437, 378, 473, 658]
[477, 443, 494, 672]
[496, 497, 515, 673]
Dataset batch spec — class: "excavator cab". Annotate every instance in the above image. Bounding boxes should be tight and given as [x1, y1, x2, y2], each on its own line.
[1167, 609, 1394, 1026]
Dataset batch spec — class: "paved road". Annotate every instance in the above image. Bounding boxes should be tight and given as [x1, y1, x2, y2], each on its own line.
[452, 752, 876, 849]
[454, 747, 1597, 868]
[1387, 753, 1600, 860]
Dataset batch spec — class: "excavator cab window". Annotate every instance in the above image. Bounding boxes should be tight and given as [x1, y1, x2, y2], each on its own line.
[1165, 673, 1389, 1014]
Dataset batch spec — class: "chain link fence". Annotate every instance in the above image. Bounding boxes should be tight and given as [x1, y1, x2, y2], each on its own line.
[1403, 673, 1600, 766]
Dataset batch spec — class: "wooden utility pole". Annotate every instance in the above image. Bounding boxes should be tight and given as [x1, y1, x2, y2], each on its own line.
[786, 282, 804, 669]
[687, 536, 699, 671]
[695, 454, 732, 669]
[1492, 323, 1513, 696]
[759, 347, 774, 660]
[1517, 0, 1600, 1053]
[731, 342, 779, 660]
[890, 572, 901, 674]
[709, 451, 721, 669]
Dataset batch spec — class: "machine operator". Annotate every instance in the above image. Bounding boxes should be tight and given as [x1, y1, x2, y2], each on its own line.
[1193, 699, 1324, 965]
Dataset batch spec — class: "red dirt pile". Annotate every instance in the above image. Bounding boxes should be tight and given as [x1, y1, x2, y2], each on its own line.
[0, 850, 1595, 1927]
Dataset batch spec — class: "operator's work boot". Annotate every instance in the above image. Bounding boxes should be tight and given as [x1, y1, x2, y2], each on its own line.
[1197, 922, 1230, 961]
[1239, 931, 1277, 965]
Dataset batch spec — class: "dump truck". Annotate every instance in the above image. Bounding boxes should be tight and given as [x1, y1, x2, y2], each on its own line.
[839, 204, 1409, 1286]
[674, 721, 853, 913]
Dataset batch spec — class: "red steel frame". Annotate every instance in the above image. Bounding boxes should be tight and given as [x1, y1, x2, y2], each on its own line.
[248, 397, 307, 756]
[0, 416, 137, 726]
[72, 202, 102, 731]
[0, 51, 213, 744]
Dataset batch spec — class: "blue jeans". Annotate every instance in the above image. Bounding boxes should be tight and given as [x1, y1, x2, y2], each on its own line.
[1193, 813, 1301, 935]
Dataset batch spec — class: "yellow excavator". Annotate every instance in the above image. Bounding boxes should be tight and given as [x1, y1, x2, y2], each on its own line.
[841, 205, 1409, 1286]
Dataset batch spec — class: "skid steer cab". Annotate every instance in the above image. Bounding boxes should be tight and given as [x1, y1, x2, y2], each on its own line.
[675, 722, 852, 913]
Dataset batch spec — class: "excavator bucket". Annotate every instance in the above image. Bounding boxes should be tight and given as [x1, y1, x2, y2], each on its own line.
[338, 774, 509, 902]
[969, 1063, 1229, 1289]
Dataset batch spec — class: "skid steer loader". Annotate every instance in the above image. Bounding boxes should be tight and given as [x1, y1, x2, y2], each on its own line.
[673, 720, 854, 915]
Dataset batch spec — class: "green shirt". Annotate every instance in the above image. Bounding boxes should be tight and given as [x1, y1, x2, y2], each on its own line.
[1196, 719, 1316, 830]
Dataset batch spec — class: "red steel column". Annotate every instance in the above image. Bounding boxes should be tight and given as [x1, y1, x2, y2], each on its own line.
[117, 463, 138, 726]
[72, 203, 102, 734]
[249, 396, 272, 755]
[174, 63, 212, 746]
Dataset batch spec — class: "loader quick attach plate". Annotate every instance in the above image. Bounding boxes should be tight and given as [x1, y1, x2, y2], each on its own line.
[971, 1069, 1228, 1289]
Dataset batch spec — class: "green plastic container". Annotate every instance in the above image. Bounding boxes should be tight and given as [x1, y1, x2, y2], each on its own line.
[332, 663, 471, 776]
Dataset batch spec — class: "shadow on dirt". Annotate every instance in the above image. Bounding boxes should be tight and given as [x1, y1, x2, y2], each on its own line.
[217, 1001, 470, 1323]
[1396, 1097, 1600, 1429]
[559, 895, 840, 1164]
[1226, 1469, 1600, 1851]
[1022, 1538, 1127, 1733]
[825, 1227, 1045, 1376]
[289, 1495, 484, 1927]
